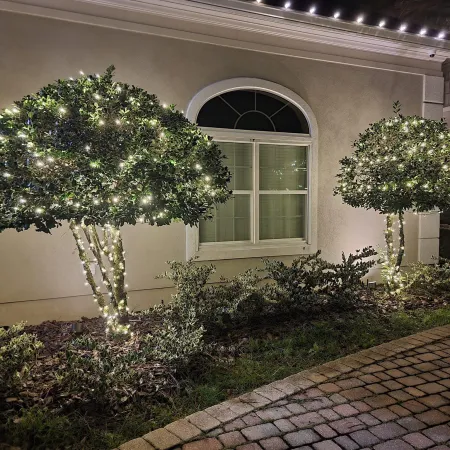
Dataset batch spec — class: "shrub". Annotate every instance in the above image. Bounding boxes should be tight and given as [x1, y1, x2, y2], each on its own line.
[58, 336, 165, 409]
[146, 260, 268, 366]
[143, 306, 205, 366]
[157, 259, 266, 327]
[405, 258, 450, 300]
[0, 322, 43, 392]
[264, 247, 376, 310]
[5, 407, 77, 450]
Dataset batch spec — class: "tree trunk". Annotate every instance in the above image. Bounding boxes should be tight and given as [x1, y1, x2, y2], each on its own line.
[383, 212, 406, 294]
[69, 220, 130, 334]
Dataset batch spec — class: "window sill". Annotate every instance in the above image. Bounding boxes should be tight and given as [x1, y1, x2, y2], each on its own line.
[193, 240, 313, 261]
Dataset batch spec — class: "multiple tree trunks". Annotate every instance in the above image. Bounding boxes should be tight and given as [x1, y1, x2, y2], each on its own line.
[69, 220, 130, 334]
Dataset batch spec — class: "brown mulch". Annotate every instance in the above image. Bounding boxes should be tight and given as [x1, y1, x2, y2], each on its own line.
[1, 289, 449, 450]
[25, 312, 162, 357]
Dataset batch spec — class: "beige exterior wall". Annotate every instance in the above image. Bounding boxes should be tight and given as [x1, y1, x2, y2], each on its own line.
[0, 12, 424, 325]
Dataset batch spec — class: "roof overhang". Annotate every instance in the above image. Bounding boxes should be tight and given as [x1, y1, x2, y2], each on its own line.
[1, 0, 449, 75]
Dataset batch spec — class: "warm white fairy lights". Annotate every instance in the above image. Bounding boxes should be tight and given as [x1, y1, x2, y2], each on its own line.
[250, 0, 449, 40]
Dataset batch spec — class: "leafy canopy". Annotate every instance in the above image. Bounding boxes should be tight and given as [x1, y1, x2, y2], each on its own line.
[0, 66, 230, 233]
[334, 104, 450, 214]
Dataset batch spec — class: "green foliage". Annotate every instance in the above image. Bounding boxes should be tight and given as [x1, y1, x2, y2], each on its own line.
[58, 336, 162, 409]
[0, 66, 230, 233]
[157, 259, 266, 327]
[264, 247, 376, 310]
[406, 258, 450, 299]
[5, 407, 77, 450]
[0, 322, 43, 391]
[146, 260, 267, 366]
[3, 305, 450, 449]
[143, 307, 205, 366]
[334, 104, 450, 287]
[334, 108, 450, 214]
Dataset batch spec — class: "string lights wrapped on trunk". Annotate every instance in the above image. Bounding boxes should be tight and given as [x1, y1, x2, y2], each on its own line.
[0, 66, 231, 334]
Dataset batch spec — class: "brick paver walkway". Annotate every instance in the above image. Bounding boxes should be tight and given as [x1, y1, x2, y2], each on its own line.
[117, 326, 450, 450]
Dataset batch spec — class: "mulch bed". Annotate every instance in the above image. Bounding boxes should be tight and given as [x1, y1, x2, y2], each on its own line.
[1, 289, 449, 449]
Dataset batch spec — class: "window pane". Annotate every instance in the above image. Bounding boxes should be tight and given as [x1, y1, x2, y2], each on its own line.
[200, 195, 251, 243]
[197, 90, 310, 133]
[218, 142, 252, 190]
[259, 194, 306, 240]
[259, 144, 307, 190]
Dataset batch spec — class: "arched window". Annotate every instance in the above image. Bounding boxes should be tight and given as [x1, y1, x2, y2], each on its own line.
[186, 78, 318, 261]
[197, 90, 310, 133]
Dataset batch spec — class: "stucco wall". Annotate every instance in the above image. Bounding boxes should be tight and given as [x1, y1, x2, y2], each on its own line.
[0, 12, 423, 325]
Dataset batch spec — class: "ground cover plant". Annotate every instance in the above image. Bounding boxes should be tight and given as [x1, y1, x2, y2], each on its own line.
[0, 67, 230, 334]
[1, 250, 450, 450]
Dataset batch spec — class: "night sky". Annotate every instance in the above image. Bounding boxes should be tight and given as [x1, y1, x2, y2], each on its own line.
[241, 0, 450, 36]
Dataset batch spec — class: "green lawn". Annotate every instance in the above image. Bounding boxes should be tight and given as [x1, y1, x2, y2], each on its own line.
[5, 306, 450, 450]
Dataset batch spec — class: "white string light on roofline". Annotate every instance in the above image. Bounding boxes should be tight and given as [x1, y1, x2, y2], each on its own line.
[251, 1, 448, 39]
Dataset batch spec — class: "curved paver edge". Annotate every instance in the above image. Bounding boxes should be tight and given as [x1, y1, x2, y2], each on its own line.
[116, 324, 450, 450]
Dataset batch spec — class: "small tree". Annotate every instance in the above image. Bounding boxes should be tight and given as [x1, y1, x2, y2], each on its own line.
[334, 102, 450, 292]
[0, 67, 230, 333]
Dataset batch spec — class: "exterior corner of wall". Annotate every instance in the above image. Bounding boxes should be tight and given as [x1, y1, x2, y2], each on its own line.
[418, 238, 440, 264]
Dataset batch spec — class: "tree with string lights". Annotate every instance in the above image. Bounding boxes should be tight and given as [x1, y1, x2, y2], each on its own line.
[0, 66, 231, 334]
[334, 102, 450, 294]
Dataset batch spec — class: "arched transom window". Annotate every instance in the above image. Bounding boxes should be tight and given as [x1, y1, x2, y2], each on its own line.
[197, 89, 310, 133]
[186, 79, 318, 261]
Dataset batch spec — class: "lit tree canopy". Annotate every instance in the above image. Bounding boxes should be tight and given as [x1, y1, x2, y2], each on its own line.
[0, 66, 230, 233]
[334, 103, 450, 292]
[335, 106, 450, 215]
[0, 66, 231, 334]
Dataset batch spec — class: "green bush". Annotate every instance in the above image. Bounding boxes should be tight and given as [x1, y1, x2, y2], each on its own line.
[58, 336, 159, 409]
[143, 306, 205, 366]
[5, 407, 78, 450]
[406, 258, 450, 299]
[157, 259, 266, 326]
[145, 260, 268, 366]
[0, 322, 43, 392]
[264, 247, 377, 310]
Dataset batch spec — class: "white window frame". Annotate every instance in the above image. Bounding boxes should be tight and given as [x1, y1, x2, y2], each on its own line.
[186, 78, 318, 261]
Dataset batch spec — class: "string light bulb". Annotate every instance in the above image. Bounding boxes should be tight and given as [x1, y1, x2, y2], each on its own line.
[333, 11, 341, 19]
[309, 5, 316, 14]
[284, 1, 291, 9]
[378, 19, 386, 28]
[437, 31, 446, 39]
[356, 15, 364, 24]
[419, 27, 427, 36]
[399, 23, 407, 32]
